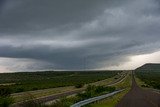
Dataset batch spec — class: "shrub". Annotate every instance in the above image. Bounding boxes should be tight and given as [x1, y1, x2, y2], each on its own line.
[75, 84, 84, 88]
[15, 87, 24, 93]
[77, 85, 116, 100]
[0, 86, 11, 97]
[0, 97, 13, 107]
[0, 86, 13, 107]
[48, 98, 72, 107]
[21, 93, 41, 107]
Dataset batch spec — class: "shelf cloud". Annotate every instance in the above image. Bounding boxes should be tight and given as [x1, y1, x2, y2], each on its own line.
[0, 0, 160, 72]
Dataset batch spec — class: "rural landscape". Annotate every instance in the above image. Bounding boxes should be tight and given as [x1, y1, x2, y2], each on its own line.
[0, 0, 160, 107]
[0, 63, 160, 107]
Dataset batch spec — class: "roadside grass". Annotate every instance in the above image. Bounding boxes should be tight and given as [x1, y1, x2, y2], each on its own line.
[134, 75, 148, 88]
[135, 71, 160, 90]
[135, 72, 160, 94]
[45, 85, 116, 107]
[115, 72, 131, 88]
[85, 71, 132, 107]
[12, 72, 125, 103]
[84, 89, 129, 107]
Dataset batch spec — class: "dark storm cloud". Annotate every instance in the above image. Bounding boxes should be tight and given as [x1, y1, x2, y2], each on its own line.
[0, 0, 160, 71]
[0, 0, 126, 35]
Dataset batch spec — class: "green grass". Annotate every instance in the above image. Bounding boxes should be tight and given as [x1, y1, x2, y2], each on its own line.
[85, 89, 129, 107]
[135, 71, 160, 89]
[135, 75, 148, 88]
[44, 85, 116, 107]
[85, 71, 132, 107]
[7, 71, 125, 103]
[0, 71, 121, 93]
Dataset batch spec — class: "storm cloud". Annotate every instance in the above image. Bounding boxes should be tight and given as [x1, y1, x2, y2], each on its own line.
[0, 0, 160, 71]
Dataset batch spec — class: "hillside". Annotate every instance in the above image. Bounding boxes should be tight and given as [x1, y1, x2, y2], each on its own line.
[136, 63, 160, 71]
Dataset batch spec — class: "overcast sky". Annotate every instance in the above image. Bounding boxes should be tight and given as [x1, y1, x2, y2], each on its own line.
[0, 0, 160, 72]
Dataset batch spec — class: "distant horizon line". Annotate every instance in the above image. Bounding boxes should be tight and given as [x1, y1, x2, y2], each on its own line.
[1, 63, 160, 73]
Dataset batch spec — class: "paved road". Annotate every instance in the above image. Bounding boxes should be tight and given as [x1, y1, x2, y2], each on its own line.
[116, 72, 160, 107]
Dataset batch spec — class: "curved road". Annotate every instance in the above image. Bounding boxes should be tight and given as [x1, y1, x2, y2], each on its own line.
[116, 71, 160, 107]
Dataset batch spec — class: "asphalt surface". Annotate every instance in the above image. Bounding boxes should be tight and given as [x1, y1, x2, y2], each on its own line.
[116, 72, 160, 107]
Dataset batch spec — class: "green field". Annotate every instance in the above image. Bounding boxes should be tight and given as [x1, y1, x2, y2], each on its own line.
[136, 71, 160, 89]
[135, 64, 160, 90]
[0, 71, 121, 93]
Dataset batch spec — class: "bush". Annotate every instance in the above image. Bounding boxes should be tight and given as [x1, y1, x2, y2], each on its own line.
[77, 85, 116, 100]
[105, 87, 116, 92]
[0, 97, 13, 107]
[15, 87, 24, 93]
[75, 84, 84, 88]
[21, 93, 41, 107]
[0, 86, 13, 107]
[48, 98, 72, 107]
[0, 86, 11, 97]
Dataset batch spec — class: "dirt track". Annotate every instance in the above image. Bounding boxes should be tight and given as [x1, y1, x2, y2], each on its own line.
[116, 72, 160, 107]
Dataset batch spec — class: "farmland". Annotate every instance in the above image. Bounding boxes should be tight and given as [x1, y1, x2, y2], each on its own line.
[0, 71, 121, 93]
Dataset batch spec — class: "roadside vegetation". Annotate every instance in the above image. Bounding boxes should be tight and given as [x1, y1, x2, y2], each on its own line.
[45, 72, 129, 107]
[85, 71, 132, 107]
[0, 86, 14, 107]
[135, 71, 160, 89]
[19, 85, 116, 107]
[0, 71, 120, 93]
[44, 85, 116, 107]
[11, 71, 125, 103]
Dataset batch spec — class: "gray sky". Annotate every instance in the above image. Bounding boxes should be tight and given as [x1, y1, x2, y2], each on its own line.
[0, 0, 160, 72]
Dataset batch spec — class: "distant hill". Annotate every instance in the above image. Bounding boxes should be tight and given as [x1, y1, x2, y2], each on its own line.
[136, 63, 160, 71]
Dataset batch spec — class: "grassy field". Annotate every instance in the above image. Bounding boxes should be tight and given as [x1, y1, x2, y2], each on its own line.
[135, 63, 160, 90]
[135, 71, 160, 89]
[11, 71, 126, 103]
[0, 71, 121, 93]
[85, 71, 132, 107]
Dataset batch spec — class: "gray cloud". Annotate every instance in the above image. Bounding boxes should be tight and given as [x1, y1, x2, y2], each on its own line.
[0, 0, 160, 71]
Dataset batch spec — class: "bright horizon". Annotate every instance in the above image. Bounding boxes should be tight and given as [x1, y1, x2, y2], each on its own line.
[0, 51, 160, 73]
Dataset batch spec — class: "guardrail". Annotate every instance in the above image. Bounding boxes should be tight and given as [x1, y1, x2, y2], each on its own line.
[70, 89, 125, 107]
